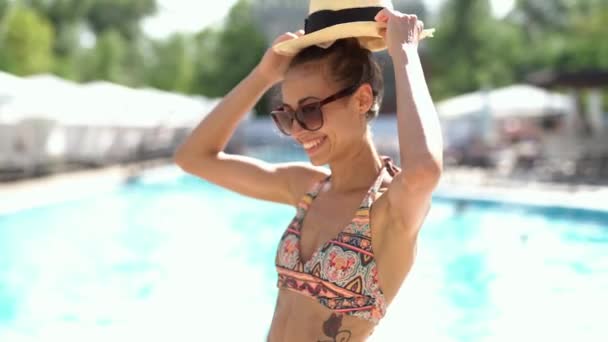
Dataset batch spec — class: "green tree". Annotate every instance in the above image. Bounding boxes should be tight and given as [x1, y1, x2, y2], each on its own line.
[0, 6, 55, 75]
[80, 29, 127, 83]
[509, 0, 570, 39]
[22, 0, 93, 56]
[192, 28, 220, 94]
[194, 0, 268, 113]
[122, 36, 153, 87]
[0, 0, 10, 19]
[557, 2, 608, 70]
[24, 0, 93, 24]
[18, 0, 158, 84]
[427, 0, 522, 99]
[216, 0, 267, 95]
[86, 0, 156, 40]
[507, 0, 608, 72]
[146, 34, 195, 93]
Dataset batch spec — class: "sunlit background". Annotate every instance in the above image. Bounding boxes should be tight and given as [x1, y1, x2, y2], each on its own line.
[0, 0, 607, 341]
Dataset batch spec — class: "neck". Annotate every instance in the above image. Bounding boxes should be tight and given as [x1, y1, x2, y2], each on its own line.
[327, 136, 383, 193]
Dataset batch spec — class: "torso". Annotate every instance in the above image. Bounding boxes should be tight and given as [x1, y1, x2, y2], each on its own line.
[268, 289, 376, 342]
[268, 159, 419, 341]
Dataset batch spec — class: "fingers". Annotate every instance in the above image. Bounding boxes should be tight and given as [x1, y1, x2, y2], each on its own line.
[274, 30, 303, 45]
[376, 9, 423, 28]
[374, 8, 390, 23]
[377, 27, 387, 40]
[406, 15, 418, 43]
[375, 8, 390, 38]
[375, 9, 427, 42]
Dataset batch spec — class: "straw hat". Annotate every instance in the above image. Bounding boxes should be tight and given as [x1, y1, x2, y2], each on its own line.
[273, 0, 434, 56]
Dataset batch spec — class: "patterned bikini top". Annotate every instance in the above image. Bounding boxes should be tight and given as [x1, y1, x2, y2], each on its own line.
[275, 157, 399, 324]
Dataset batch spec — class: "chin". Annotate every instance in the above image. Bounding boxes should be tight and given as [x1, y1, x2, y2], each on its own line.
[303, 137, 332, 166]
[309, 158, 325, 167]
[308, 153, 330, 167]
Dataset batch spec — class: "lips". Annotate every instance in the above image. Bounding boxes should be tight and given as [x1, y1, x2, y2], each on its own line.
[300, 136, 327, 153]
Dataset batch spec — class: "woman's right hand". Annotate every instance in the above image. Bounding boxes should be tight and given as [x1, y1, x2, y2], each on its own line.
[255, 30, 304, 85]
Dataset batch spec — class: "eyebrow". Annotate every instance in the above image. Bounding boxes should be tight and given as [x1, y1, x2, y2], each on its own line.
[282, 96, 321, 108]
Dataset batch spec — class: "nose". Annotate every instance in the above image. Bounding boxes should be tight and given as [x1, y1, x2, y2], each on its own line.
[290, 117, 305, 136]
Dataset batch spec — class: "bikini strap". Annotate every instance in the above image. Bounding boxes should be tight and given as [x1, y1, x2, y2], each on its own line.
[361, 157, 401, 209]
[358, 157, 392, 209]
[369, 169, 386, 197]
[372, 157, 400, 193]
[383, 156, 401, 178]
[295, 175, 329, 214]
[308, 175, 330, 199]
[300, 157, 398, 212]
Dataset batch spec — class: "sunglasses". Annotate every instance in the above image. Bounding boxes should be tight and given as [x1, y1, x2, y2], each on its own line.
[270, 84, 359, 136]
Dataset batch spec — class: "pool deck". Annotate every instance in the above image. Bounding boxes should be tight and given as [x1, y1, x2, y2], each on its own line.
[0, 165, 132, 215]
[1, 163, 607, 215]
[436, 169, 608, 213]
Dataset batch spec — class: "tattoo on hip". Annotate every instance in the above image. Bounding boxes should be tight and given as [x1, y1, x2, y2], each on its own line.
[318, 313, 352, 342]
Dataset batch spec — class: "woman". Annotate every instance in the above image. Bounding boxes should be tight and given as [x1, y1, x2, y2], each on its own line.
[174, 3, 443, 341]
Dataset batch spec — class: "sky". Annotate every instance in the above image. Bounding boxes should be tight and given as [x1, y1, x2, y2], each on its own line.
[142, 0, 515, 39]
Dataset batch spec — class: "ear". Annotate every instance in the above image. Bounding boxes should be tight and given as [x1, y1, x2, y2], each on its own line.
[354, 83, 374, 116]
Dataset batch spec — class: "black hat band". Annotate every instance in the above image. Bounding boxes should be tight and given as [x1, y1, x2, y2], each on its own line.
[304, 6, 384, 34]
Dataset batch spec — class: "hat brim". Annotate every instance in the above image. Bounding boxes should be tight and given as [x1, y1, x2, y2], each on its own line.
[272, 21, 386, 56]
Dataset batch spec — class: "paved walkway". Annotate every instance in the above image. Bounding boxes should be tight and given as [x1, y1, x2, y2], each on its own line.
[437, 168, 608, 213]
[0, 165, 132, 215]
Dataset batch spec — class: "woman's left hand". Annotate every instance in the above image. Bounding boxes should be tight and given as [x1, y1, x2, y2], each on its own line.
[375, 8, 425, 59]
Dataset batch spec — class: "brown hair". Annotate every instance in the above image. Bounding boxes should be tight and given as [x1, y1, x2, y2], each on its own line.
[287, 38, 384, 121]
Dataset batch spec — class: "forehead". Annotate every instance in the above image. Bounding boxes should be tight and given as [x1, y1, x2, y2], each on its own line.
[281, 64, 336, 106]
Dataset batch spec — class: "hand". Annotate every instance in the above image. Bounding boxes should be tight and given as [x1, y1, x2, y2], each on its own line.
[255, 30, 305, 84]
[375, 9, 425, 58]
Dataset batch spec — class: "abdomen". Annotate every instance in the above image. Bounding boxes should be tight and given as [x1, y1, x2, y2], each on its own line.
[268, 289, 376, 342]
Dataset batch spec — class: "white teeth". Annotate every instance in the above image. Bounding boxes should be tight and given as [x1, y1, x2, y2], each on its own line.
[302, 138, 324, 150]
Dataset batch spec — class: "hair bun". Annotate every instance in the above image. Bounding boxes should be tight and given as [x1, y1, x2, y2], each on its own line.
[288, 37, 384, 122]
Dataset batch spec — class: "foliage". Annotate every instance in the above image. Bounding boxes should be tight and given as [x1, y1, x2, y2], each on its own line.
[0, 0, 606, 115]
[0, 5, 55, 75]
[193, 0, 268, 112]
[79, 29, 127, 83]
[0, 0, 9, 19]
[86, 0, 156, 39]
[146, 33, 195, 93]
[426, 0, 519, 99]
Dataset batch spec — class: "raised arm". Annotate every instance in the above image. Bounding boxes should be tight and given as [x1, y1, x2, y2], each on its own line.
[375, 9, 444, 235]
[174, 32, 328, 206]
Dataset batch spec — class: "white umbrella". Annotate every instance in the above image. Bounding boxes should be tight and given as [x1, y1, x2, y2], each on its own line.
[0, 71, 25, 96]
[0, 72, 27, 123]
[437, 84, 573, 120]
[81, 81, 149, 127]
[0, 74, 89, 125]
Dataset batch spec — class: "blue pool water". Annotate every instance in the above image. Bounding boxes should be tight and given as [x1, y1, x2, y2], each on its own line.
[0, 160, 607, 341]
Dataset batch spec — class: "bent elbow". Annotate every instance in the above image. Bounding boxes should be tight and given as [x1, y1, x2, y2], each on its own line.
[173, 145, 202, 174]
[173, 146, 190, 170]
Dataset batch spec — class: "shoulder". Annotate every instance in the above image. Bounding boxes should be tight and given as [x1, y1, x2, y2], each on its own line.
[279, 162, 329, 206]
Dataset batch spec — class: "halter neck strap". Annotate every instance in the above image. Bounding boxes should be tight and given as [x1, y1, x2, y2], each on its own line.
[307, 156, 399, 201]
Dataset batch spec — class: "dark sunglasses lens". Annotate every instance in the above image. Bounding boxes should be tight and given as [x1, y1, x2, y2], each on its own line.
[271, 111, 293, 135]
[297, 103, 323, 131]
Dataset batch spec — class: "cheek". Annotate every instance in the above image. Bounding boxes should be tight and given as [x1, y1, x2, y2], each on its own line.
[323, 108, 364, 144]
[324, 106, 360, 129]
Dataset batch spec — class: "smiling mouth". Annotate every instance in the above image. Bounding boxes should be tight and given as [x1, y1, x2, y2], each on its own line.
[301, 136, 327, 152]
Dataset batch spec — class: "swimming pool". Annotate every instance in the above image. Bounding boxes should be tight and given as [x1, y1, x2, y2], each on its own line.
[0, 154, 607, 341]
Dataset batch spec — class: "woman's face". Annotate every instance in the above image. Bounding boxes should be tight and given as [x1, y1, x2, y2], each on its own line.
[281, 63, 373, 166]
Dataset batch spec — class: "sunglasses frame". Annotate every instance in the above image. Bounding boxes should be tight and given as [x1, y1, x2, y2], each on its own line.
[270, 84, 360, 136]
